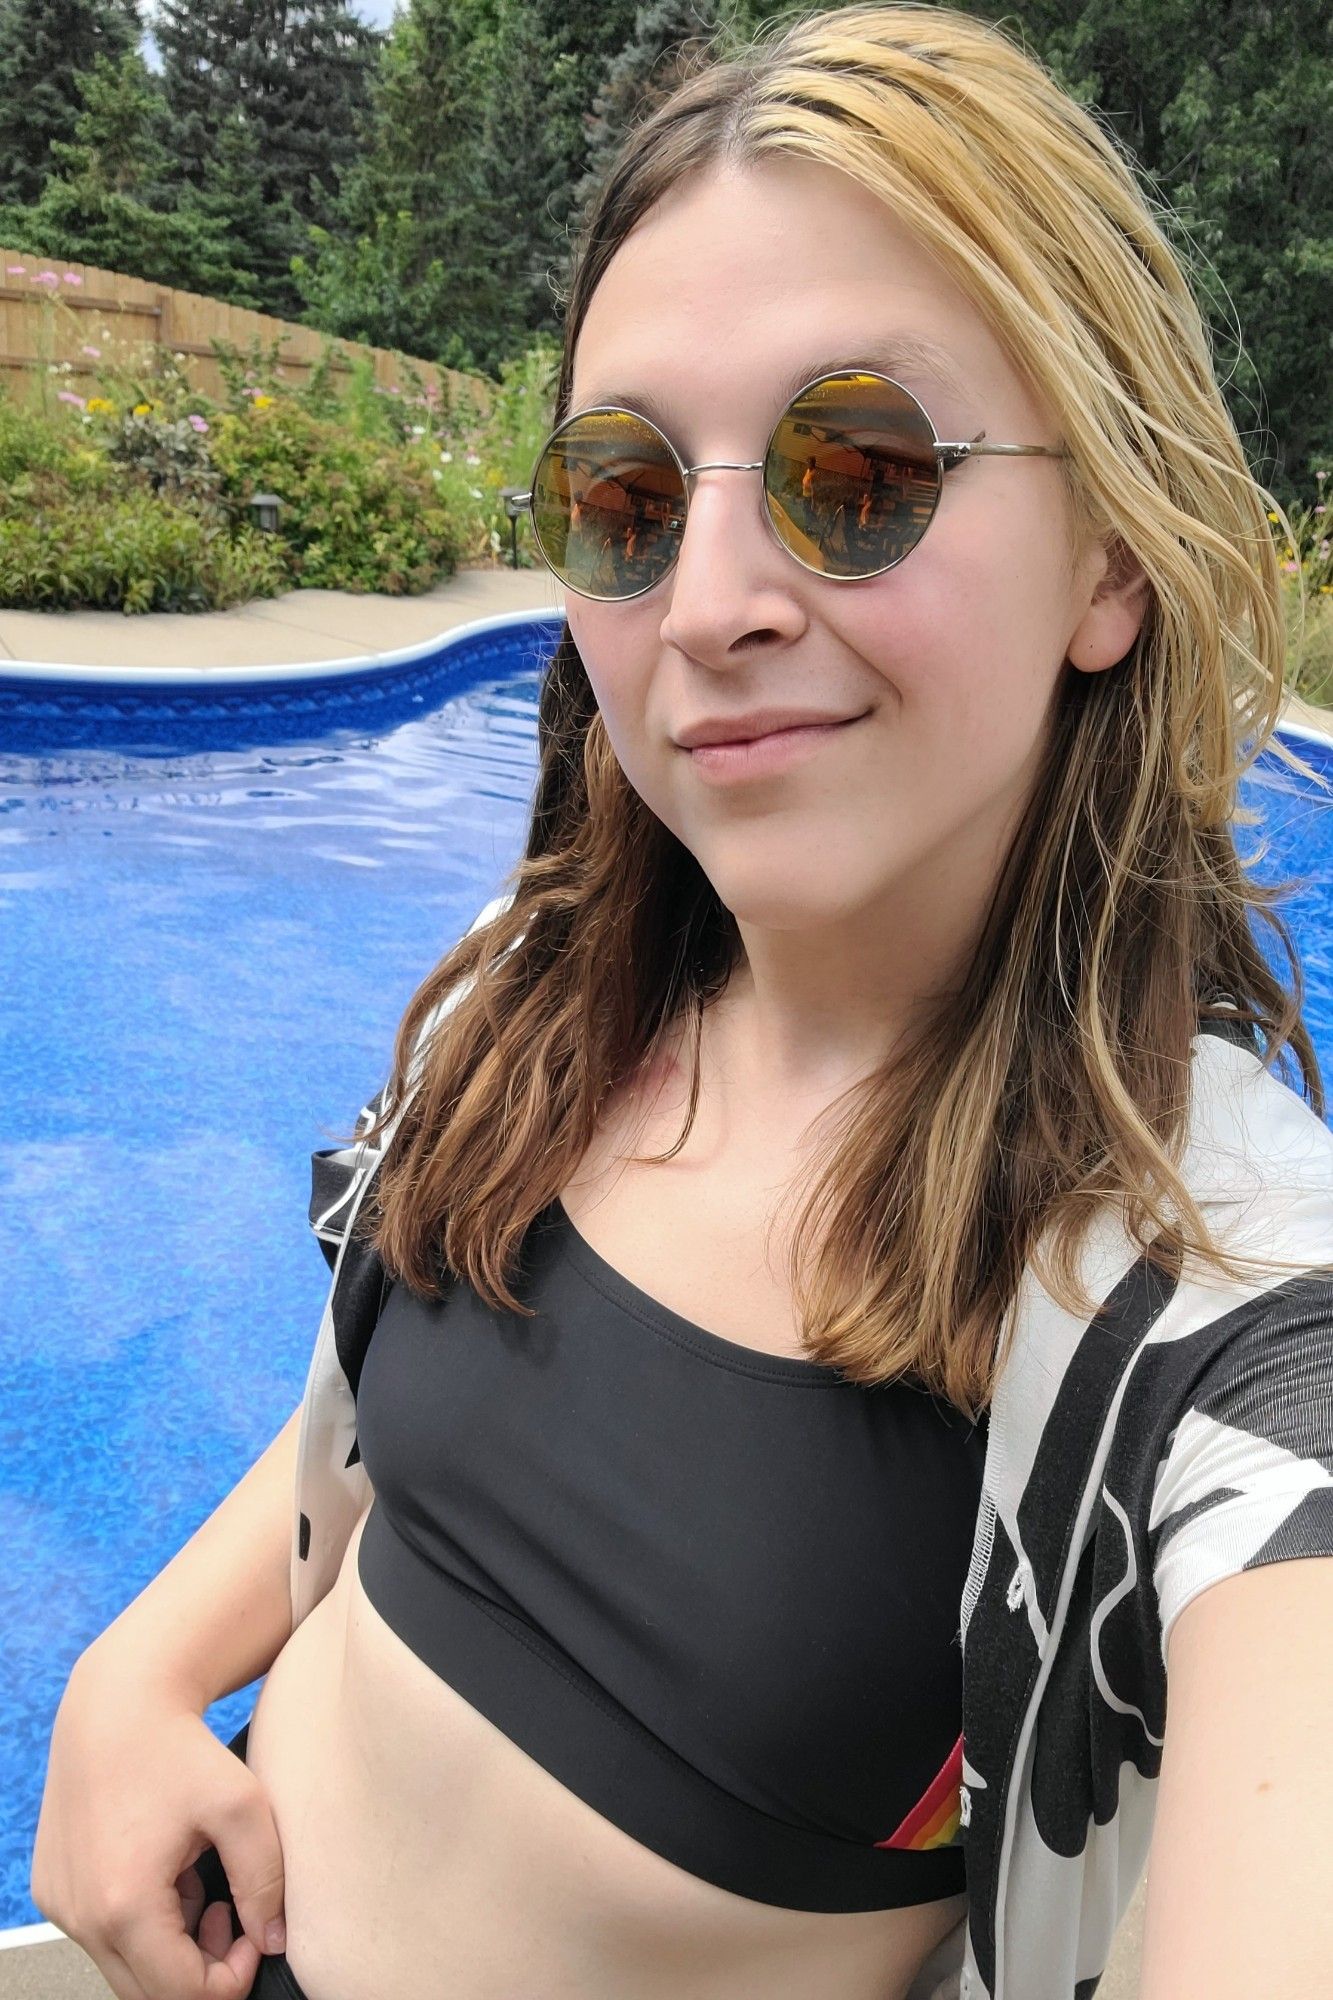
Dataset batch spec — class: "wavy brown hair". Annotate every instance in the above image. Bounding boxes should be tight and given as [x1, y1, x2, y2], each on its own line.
[342, 2, 1326, 1422]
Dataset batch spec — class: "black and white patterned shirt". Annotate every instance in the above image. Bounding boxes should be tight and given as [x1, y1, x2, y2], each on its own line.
[290, 891, 1333, 2000]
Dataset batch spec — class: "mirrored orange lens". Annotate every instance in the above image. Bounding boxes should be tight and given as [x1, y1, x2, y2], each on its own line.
[766, 373, 940, 576]
[530, 374, 941, 599]
[531, 407, 683, 598]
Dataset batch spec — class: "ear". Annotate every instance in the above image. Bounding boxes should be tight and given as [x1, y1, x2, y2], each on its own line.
[1066, 534, 1153, 674]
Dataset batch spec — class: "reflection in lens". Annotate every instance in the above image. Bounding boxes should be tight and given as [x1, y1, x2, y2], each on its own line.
[532, 409, 686, 599]
[767, 373, 940, 577]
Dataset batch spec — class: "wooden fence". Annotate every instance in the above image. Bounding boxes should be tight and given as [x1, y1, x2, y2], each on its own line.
[0, 248, 493, 418]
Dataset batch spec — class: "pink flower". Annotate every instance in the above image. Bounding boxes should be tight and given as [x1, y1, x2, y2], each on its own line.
[188, 413, 209, 433]
[5, 264, 24, 275]
[81, 344, 101, 358]
[62, 271, 83, 286]
[1316, 505, 1326, 517]
[34, 270, 58, 286]
[57, 390, 86, 407]
[1281, 559, 1300, 574]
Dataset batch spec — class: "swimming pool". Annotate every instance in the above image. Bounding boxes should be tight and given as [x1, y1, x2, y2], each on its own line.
[0, 616, 1329, 1936]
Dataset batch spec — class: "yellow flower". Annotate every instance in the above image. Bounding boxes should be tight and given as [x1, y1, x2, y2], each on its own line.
[86, 396, 114, 414]
[133, 401, 152, 416]
[253, 394, 274, 409]
[1266, 511, 1279, 522]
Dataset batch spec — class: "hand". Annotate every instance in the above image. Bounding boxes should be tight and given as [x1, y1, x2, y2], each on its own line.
[30, 1655, 286, 2000]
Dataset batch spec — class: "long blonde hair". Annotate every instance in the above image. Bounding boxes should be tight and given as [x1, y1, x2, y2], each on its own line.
[347, 2, 1324, 1421]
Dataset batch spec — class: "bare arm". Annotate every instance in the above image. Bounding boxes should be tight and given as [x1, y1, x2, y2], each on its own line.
[73, 1403, 303, 1712]
[1138, 1558, 1333, 1998]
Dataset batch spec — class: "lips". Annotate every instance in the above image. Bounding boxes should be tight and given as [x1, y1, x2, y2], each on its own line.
[677, 709, 869, 749]
[683, 712, 869, 780]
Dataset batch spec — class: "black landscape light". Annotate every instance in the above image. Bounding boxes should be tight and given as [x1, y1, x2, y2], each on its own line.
[500, 486, 526, 569]
[249, 492, 282, 534]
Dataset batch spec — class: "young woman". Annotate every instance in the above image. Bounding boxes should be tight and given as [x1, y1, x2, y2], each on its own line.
[33, 8, 1333, 2000]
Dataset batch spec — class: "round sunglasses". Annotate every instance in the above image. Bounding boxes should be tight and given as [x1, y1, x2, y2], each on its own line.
[512, 367, 1070, 602]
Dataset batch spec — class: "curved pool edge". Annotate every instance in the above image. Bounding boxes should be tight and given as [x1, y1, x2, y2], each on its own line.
[1275, 714, 1333, 751]
[0, 605, 566, 690]
[0, 608, 571, 753]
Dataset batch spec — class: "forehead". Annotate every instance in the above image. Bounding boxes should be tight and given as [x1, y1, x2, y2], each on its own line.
[566, 161, 1022, 434]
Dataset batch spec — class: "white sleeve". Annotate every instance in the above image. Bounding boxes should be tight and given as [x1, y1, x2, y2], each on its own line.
[1149, 1284, 1333, 1665]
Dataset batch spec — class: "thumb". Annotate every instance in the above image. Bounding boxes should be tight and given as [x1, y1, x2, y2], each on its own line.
[215, 1822, 286, 1960]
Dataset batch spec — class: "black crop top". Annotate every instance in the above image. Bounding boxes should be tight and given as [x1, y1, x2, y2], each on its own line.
[353, 1197, 988, 1912]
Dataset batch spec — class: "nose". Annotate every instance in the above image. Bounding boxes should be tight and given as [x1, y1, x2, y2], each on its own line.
[656, 462, 806, 661]
[667, 459, 777, 585]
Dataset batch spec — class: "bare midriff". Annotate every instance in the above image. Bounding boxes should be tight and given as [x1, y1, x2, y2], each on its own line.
[243, 991, 971, 2000]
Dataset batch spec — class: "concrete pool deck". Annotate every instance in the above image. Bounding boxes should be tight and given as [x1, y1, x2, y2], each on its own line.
[0, 562, 1325, 1995]
[0, 559, 566, 671]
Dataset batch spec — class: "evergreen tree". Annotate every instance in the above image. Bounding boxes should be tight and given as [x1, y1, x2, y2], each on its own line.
[461, 0, 644, 363]
[157, 0, 379, 316]
[153, 0, 249, 183]
[296, 0, 648, 372]
[294, 0, 498, 361]
[263, 1, 380, 237]
[466, 0, 565, 366]
[0, 48, 260, 300]
[0, 0, 139, 203]
[948, 0, 1333, 501]
[527, 0, 640, 262]
[162, 108, 298, 308]
[561, 0, 733, 302]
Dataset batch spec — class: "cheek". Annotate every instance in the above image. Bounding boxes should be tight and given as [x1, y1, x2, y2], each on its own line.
[851, 511, 1069, 777]
[563, 603, 658, 772]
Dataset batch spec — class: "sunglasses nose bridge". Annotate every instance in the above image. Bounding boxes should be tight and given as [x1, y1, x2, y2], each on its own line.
[669, 456, 787, 572]
[680, 458, 767, 477]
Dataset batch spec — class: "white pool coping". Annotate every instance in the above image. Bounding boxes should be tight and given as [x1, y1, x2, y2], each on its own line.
[0, 1919, 63, 1950]
[1276, 714, 1333, 750]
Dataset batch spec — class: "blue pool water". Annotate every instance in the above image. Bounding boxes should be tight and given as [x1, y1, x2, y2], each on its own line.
[0, 618, 1329, 1934]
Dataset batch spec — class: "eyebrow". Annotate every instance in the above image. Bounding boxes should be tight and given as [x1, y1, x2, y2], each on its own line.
[572, 335, 974, 431]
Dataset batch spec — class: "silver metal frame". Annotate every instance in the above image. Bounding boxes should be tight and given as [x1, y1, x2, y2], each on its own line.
[509, 367, 1070, 601]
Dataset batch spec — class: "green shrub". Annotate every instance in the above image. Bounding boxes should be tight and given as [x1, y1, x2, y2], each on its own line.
[209, 399, 462, 593]
[0, 402, 123, 520]
[0, 490, 290, 613]
[105, 407, 223, 506]
[0, 394, 84, 485]
[424, 335, 557, 567]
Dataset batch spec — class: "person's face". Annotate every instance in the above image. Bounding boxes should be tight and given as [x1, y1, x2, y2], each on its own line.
[563, 157, 1149, 1005]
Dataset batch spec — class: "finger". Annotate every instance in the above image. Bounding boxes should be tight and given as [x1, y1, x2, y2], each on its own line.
[208, 1930, 263, 1998]
[105, 1903, 259, 2000]
[198, 1901, 238, 1963]
[176, 1864, 205, 1939]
